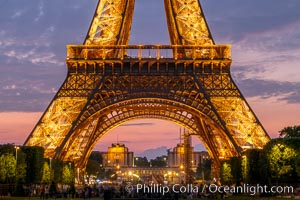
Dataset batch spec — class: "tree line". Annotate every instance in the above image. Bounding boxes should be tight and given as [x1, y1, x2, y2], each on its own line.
[220, 126, 300, 187]
[0, 144, 75, 195]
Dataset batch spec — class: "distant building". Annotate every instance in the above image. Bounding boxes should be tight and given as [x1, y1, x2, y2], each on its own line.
[167, 143, 210, 168]
[93, 142, 210, 184]
[99, 143, 134, 168]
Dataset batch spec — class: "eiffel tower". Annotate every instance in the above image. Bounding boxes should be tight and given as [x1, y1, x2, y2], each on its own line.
[25, 0, 270, 175]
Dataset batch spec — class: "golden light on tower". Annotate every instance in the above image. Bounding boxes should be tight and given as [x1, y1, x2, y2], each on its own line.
[24, 0, 270, 179]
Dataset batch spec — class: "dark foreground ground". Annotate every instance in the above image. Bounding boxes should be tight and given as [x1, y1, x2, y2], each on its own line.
[0, 196, 296, 200]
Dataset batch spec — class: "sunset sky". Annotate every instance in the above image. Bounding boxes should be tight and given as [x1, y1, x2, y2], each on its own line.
[0, 0, 299, 155]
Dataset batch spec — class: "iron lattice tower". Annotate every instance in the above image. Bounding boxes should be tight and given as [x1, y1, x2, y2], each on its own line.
[25, 0, 270, 177]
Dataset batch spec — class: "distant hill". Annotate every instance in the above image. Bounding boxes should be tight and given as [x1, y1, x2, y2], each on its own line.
[137, 144, 207, 160]
[137, 146, 168, 160]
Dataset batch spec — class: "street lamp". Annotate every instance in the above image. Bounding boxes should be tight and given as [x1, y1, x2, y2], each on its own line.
[77, 168, 80, 184]
[128, 171, 133, 181]
[180, 164, 184, 170]
[49, 158, 52, 184]
[14, 146, 20, 180]
[14, 146, 20, 163]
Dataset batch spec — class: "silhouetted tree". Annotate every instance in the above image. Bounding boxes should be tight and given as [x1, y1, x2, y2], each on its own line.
[196, 159, 211, 180]
[134, 157, 149, 167]
[89, 151, 103, 164]
[242, 149, 270, 185]
[150, 156, 167, 167]
[0, 144, 15, 155]
[86, 159, 102, 177]
[279, 125, 300, 138]
[22, 146, 44, 184]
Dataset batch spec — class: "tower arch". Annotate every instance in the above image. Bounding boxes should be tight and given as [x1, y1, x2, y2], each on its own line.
[56, 98, 239, 168]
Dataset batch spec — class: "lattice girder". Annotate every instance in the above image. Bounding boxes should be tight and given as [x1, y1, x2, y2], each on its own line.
[57, 99, 238, 168]
[85, 0, 135, 46]
[211, 97, 270, 149]
[72, 73, 226, 130]
[165, 0, 214, 46]
[86, 0, 212, 47]
[24, 97, 87, 157]
[58, 73, 103, 97]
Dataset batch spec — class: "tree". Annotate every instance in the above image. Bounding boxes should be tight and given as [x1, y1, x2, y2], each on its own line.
[268, 144, 297, 183]
[89, 151, 103, 164]
[265, 138, 299, 184]
[196, 159, 211, 180]
[220, 162, 233, 185]
[134, 157, 149, 167]
[62, 164, 73, 185]
[296, 153, 300, 178]
[279, 125, 300, 138]
[51, 159, 63, 183]
[150, 156, 167, 167]
[0, 153, 16, 183]
[86, 159, 102, 177]
[0, 144, 15, 155]
[22, 146, 44, 184]
[230, 157, 242, 185]
[86, 159, 107, 179]
[41, 162, 51, 184]
[242, 149, 270, 185]
[16, 150, 27, 182]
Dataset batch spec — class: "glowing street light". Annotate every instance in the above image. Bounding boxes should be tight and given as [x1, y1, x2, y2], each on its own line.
[49, 158, 52, 183]
[14, 146, 20, 180]
[14, 146, 20, 163]
[77, 168, 80, 184]
[180, 164, 184, 170]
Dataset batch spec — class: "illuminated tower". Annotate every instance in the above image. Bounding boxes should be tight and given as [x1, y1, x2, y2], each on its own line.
[25, 0, 270, 178]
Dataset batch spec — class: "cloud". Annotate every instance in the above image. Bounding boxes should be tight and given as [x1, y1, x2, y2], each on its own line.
[230, 20, 300, 104]
[229, 21, 300, 85]
[0, 78, 60, 112]
[0, 25, 63, 67]
[118, 140, 131, 144]
[11, 9, 26, 19]
[204, 0, 300, 42]
[0, 129, 10, 134]
[34, 1, 45, 22]
[235, 78, 300, 103]
[3, 48, 64, 67]
[120, 123, 155, 127]
[280, 92, 300, 104]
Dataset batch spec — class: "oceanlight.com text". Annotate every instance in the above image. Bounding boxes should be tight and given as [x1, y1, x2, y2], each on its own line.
[127, 183, 294, 196]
